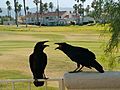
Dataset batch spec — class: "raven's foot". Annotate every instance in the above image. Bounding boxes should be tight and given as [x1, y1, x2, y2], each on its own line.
[76, 70, 82, 73]
[69, 71, 75, 73]
[69, 70, 77, 73]
[34, 79, 38, 82]
[43, 74, 48, 79]
[69, 70, 82, 73]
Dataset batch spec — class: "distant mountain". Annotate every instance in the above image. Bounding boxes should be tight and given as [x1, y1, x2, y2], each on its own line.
[29, 7, 73, 13]
[0, 7, 73, 17]
[59, 7, 73, 12]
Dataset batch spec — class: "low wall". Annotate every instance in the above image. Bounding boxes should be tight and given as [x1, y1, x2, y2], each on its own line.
[64, 71, 120, 90]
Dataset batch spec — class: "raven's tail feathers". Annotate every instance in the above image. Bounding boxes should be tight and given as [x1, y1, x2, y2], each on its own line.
[33, 80, 44, 87]
[33, 74, 44, 87]
[91, 60, 104, 73]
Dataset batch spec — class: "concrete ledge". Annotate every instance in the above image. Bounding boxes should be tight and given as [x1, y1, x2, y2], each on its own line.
[64, 71, 120, 90]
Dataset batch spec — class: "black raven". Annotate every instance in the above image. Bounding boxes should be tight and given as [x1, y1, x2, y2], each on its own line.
[55, 42, 104, 73]
[29, 41, 49, 87]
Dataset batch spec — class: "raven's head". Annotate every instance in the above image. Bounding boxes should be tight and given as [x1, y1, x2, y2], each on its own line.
[55, 42, 67, 50]
[34, 41, 49, 52]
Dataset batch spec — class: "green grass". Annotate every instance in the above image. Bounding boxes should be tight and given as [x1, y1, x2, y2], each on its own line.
[0, 25, 119, 89]
[0, 82, 58, 90]
[0, 70, 30, 79]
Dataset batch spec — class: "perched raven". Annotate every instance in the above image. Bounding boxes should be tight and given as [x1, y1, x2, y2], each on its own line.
[29, 41, 49, 87]
[55, 42, 104, 73]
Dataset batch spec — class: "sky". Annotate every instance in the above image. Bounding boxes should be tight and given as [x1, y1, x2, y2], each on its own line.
[0, 0, 93, 8]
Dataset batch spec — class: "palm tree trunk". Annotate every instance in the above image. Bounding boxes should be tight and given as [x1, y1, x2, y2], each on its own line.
[39, 0, 42, 26]
[23, 0, 27, 27]
[36, 4, 39, 25]
[57, 0, 59, 26]
[14, 0, 18, 27]
[82, 2, 84, 25]
[9, 10, 11, 20]
[7, 9, 9, 17]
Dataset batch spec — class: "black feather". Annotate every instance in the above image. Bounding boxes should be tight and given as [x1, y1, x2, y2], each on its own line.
[55, 42, 104, 73]
[29, 41, 48, 87]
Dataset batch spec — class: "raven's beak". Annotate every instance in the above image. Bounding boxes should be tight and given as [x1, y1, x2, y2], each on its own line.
[55, 43, 62, 50]
[42, 41, 49, 44]
[55, 47, 59, 50]
[55, 43, 59, 50]
[54, 43, 60, 45]
[44, 40, 49, 43]
[44, 45, 49, 48]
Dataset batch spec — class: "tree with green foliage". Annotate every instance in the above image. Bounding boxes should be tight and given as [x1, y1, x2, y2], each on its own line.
[78, 4, 84, 24]
[43, 3, 48, 12]
[18, 4, 22, 16]
[6, 0, 11, 17]
[75, 0, 85, 24]
[33, 0, 39, 24]
[8, 5, 12, 21]
[80, 0, 86, 23]
[0, 8, 2, 24]
[14, 0, 18, 27]
[91, 0, 104, 23]
[78, 3, 84, 17]
[39, 0, 43, 26]
[39, 0, 43, 14]
[26, 6, 29, 13]
[85, 5, 90, 16]
[73, 4, 78, 15]
[99, 0, 120, 69]
[49, 2, 53, 12]
[105, 1, 120, 53]
[91, 0, 99, 22]
[23, 0, 27, 27]
[0, 8, 2, 14]
[74, 0, 81, 24]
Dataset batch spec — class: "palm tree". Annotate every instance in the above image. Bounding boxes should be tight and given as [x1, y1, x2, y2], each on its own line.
[33, 0, 39, 25]
[39, 0, 44, 26]
[6, 1, 10, 6]
[14, 0, 18, 27]
[0, 8, 2, 24]
[8, 5, 12, 19]
[91, 0, 100, 22]
[85, 5, 90, 16]
[39, 0, 43, 14]
[75, 0, 82, 24]
[78, 3, 83, 15]
[43, 3, 48, 13]
[75, 0, 80, 3]
[75, 0, 86, 24]
[73, 4, 78, 25]
[78, 4, 83, 24]
[0, 8, 2, 14]
[80, 0, 86, 24]
[73, 4, 78, 15]
[18, 4, 22, 16]
[26, 6, 29, 14]
[6, 0, 10, 17]
[80, 0, 86, 13]
[49, 2, 53, 12]
[23, 0, 27, 27]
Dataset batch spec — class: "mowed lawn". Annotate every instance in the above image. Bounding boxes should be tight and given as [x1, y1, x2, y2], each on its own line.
[0, 25, 119, 89]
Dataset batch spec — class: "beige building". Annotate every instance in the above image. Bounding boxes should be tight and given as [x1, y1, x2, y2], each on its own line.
[19, 11, 94, 26]
[20, 11, 72, 26]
